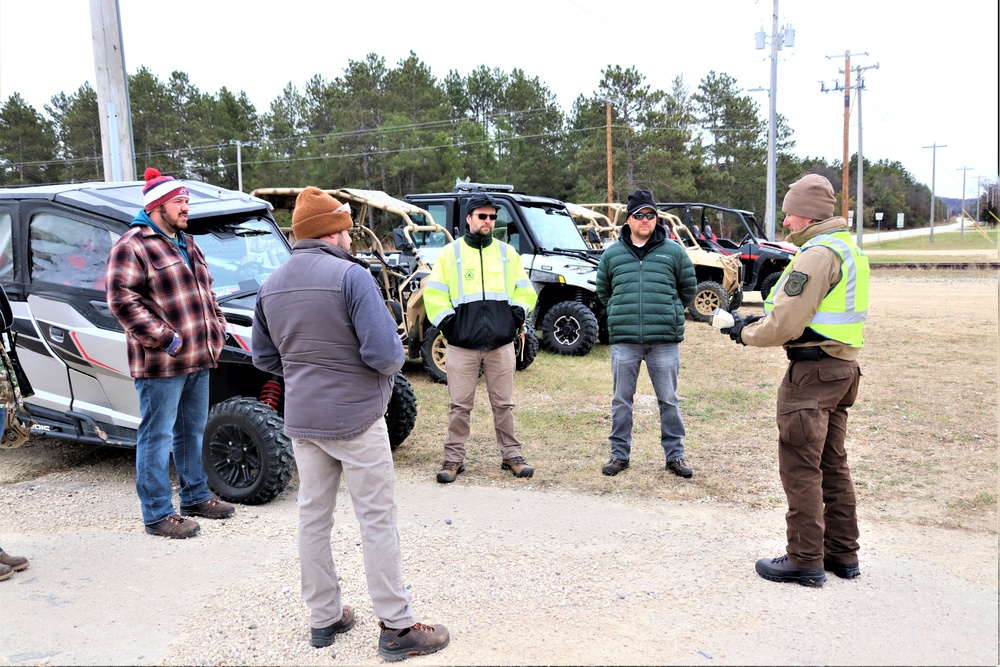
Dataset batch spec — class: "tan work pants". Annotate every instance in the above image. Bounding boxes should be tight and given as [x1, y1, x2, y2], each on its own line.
[292, 419, 417, 629]
[443, 343, 523, 463]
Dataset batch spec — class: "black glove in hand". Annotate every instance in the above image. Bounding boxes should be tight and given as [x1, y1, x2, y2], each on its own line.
[719, 311, 763, 344]
[720, 312, 754, 345]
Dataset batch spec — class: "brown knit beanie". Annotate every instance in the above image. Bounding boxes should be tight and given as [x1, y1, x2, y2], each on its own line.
[782, 174, 836, 221]
[291, 187, 353, 240]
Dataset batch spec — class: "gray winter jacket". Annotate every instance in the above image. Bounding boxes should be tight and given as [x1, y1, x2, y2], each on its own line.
[252, 240, 403, 440]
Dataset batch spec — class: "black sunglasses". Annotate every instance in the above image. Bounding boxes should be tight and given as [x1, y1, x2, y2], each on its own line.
[631, 212, 657, 221]
[474, 213, 498, 221]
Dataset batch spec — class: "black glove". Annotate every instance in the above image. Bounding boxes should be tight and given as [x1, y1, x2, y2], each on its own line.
[510, 305, 526, 328]
[721, 313, 762, 345]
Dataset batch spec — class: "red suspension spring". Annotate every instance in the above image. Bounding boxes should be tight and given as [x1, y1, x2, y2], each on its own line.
[259, 380, 282, 411]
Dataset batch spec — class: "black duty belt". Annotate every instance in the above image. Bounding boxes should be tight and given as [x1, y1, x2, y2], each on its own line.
[786, 346, 829, 361]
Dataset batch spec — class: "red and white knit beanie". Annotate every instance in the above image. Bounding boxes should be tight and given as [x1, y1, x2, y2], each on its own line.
[142, 168, 190, 212]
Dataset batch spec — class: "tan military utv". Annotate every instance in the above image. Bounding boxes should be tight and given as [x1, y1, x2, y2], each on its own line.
[580, 202, 744, 320]
[249, 188, 538, 383]
[565, 202, 619, 250]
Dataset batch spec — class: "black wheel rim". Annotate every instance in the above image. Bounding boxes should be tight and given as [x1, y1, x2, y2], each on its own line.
[208, 424, 263, 489]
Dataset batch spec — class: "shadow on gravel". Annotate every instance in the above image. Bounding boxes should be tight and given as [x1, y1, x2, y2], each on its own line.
[0, 436, 134, 485]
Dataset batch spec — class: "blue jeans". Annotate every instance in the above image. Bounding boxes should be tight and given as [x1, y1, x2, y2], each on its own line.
[134, 371, 212, 525]
[609, 343, 686, 462]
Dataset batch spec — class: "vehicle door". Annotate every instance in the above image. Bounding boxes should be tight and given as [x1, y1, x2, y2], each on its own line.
[19, 202, 136, 429]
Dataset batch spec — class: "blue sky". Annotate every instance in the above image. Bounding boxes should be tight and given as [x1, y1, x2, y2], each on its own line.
[1, 0, 996, 201]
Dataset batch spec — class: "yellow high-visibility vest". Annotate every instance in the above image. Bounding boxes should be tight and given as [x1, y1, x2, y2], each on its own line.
[765, 230, 869, 347]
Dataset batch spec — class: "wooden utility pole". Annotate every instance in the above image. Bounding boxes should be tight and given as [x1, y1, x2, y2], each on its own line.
[89, 0, 135, 181]
[606, 101, 613, 204]
[822, 50, 869, 222]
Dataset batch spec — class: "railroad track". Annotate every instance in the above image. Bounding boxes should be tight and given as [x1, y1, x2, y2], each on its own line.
[871, 262, 1000, 270]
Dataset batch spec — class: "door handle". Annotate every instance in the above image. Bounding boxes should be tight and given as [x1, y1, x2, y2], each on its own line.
[49, 327, 65, 343]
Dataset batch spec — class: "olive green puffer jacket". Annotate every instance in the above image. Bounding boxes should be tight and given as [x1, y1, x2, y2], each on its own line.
[596, 224, 696, 345]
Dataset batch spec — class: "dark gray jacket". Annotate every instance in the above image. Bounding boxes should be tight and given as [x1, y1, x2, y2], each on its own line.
[252, 240, 403, 440]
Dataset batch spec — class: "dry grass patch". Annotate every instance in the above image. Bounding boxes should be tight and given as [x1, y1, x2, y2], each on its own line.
[393, 269, 998, 533]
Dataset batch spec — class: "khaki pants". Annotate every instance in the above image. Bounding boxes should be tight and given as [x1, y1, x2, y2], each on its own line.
[776, 356, 862, 569]
[443, 343, 523, 462]
[292, 419, 417, 629]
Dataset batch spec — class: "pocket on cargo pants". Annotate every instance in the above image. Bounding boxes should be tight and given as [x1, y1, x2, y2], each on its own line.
[777, 397, 821, 445]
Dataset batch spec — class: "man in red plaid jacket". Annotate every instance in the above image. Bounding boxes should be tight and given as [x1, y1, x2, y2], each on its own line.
[106, 168, 235, 539]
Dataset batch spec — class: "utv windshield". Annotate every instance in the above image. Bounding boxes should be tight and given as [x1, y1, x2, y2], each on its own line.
[521, 205, 589, 251]
[194, 218, 291, 298]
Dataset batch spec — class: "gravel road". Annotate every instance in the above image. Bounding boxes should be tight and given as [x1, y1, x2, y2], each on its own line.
[1, 439, 997, 666]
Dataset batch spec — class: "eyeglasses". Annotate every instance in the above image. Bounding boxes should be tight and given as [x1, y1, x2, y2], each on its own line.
[474, 213, 498, 221]
[631, 212, 657, 221]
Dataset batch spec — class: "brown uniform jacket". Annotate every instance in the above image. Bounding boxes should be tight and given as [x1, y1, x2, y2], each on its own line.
[741, 217, 860, 361]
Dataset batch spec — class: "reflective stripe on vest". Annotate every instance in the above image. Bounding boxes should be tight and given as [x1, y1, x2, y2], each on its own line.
[765, 231, 869, 347]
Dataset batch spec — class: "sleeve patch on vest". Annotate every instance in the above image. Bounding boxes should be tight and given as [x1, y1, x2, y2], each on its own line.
[783, 271, 809, 296]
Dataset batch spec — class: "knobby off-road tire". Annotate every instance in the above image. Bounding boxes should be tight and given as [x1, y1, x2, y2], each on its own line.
[728, 287, 745, 310]
[689, 281, 730, 323]
[759, 271, 782, 301]
[386, 371, 417, 450]
[203, 397, 293, 505]
[539, 301, 599, 356]
[421, 326, 448, 384]
[515, 321, 539, 371]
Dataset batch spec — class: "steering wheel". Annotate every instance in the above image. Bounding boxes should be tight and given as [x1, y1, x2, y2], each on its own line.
[236, 261, 265, 281]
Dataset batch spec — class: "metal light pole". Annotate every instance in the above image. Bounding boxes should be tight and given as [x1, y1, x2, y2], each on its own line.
[956, 166, 972, 234]
[754, 1, 794, 241]
[922, 143, 946, 243]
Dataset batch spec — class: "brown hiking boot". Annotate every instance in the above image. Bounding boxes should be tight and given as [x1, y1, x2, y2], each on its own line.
[180, 498, 235, 519]
[310, 605, 356, 647]
[378, 621, 450, 662]
[501, 456, 534, 478]
[145, 514, 201, 539]
[601, 457, 629, 476]
[436, 460, 465, 484]
[0, 562, 11, 581]
[0, 550, 29, 572]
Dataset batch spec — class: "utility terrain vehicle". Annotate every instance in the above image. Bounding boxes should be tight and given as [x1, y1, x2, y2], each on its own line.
[658, 202, 796, 299]
[404, 183, 606, 356]
[580, 202, 744, 320]
[249, 187, 538, 384]
[0, 180, 417, 504]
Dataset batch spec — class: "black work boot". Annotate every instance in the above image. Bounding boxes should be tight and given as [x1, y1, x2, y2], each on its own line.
[824, 558, 861, 579]
[755, 555, 826, 587]
[665, 457, 693, 478]
[310, 606, 356, 648]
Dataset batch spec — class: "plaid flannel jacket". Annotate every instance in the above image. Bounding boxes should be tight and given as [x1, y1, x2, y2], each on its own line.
[106, 224, 226, 379]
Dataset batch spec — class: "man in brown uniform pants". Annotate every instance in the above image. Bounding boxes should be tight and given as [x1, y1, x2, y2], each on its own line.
[721, 174, 870, 587]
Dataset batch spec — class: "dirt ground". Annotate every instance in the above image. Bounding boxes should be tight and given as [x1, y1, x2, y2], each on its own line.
[0, 274, 997, 666]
